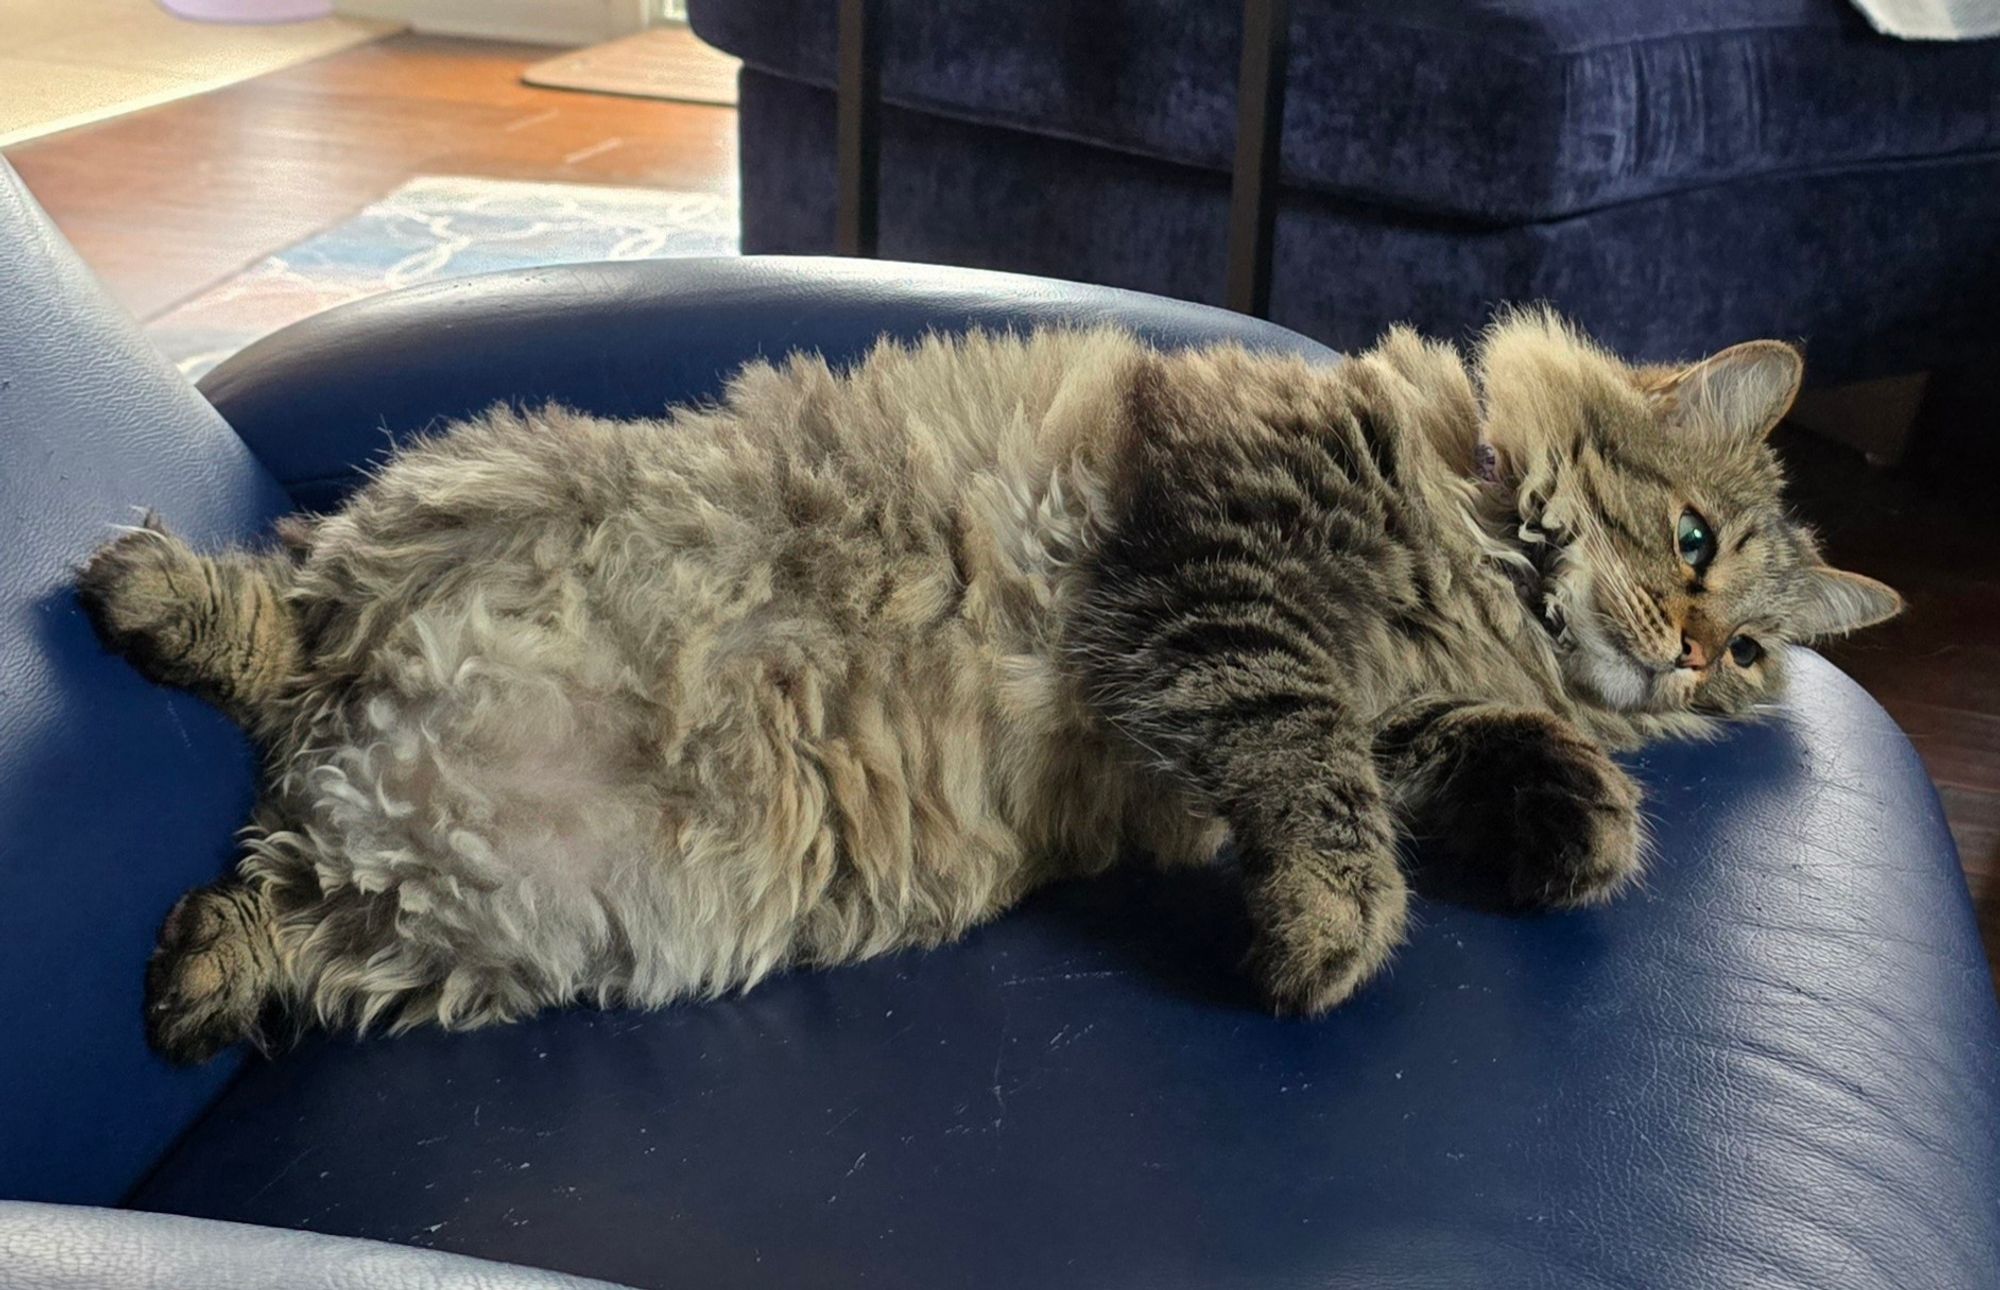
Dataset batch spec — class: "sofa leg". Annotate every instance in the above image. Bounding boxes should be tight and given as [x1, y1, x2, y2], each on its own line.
[1225, 0, 1292, 318]
[835, 0, 882, 258]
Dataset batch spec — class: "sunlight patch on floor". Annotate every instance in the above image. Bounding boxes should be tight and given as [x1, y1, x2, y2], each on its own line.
[0, 0, 399, 147]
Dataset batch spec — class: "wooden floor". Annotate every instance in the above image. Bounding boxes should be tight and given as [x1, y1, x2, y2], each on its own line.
[1785, 422, 2000, 988]
[7, 34, 1998, 982]
[4, 33, 736, 322]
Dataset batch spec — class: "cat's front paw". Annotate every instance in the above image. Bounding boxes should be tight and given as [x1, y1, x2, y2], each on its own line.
[1245, 854, 1409, 1016]
[1456, 712, 1643, 908]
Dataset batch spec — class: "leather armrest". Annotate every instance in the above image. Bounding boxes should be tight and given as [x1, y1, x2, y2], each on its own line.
[0, 158, 292, 1205]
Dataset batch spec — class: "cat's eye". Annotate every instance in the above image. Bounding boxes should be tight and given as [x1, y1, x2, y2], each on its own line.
[1676, 508, 1717, 571]
[1728, 636, 1762, 667]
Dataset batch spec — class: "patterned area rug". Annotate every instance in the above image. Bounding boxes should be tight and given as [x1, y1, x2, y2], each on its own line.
[147, 175, 740, 380]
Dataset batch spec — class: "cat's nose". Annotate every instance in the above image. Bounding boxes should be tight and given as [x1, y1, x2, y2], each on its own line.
[1679, 636, 1710, 670]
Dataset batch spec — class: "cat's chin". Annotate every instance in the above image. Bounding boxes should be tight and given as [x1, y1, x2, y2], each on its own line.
[1568, 636, 1672, 714]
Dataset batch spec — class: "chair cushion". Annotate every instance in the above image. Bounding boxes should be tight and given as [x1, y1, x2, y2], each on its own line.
[689, 0, 2000, 222]
[0, 160, 293, 1206]
[128, 655, 2000, 1289]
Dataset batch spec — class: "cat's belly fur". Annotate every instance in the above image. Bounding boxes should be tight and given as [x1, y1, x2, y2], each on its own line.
[257, 333, 1223, 1025]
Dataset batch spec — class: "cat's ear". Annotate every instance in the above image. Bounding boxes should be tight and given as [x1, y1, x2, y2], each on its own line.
[1792, 566, 1903, 639]
[1654, 340, 1803, 444]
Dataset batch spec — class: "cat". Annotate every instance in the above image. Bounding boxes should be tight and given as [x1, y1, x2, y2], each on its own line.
[76, 311, 1902, 1065]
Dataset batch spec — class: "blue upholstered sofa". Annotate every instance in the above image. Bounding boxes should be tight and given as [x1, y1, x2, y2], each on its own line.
[691, 0, 2000, 385]
[4, 148, 2000, 1286]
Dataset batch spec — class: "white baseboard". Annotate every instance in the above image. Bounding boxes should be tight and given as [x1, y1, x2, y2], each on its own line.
[333, 0, 650, 47]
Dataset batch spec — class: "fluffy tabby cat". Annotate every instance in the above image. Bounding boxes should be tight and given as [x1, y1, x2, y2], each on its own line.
[78, 312, 1901, 1065]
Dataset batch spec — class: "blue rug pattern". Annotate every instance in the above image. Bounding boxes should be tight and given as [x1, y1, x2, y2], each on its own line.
[148, 175, 739, 379]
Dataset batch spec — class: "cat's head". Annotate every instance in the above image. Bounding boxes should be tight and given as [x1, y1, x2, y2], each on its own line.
[1476, 309, 1900, 718]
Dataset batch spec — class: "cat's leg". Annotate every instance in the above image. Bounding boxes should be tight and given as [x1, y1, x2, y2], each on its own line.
[1074, 523, 1409, 1010]
[77, 515, 300, 734]
[146, 874, 288, 1065]
[1376, 699, 1643, 907]
[1228, 713, 1409, 1016]
[1086, 656, 1408, 1015]
[147, 825, 447, 1064]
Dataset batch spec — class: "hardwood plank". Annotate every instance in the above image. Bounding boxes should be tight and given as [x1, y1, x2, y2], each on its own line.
[3, 33, 737, 319]
[1888, 701, 2000, 795]
[1778, 416, 2000, 983]
[1936, 784, 2000, 992]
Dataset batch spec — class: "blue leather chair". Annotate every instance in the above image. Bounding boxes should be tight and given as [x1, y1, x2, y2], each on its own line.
[4, 156, 1999, 1288]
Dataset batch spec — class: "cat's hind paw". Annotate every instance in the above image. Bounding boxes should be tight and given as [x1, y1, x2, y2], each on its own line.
[75, 515, 208, 687]
[145, 883, 277, 1066]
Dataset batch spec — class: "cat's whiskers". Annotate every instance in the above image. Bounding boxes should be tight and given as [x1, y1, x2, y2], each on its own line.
[1570, 510, 1666, 663]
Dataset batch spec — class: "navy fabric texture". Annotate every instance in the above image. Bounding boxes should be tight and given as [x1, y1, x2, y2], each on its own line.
[0, 161, 291, 1204]
[726, 68, 2000, 384]
[130, 657, 2000, 1289]
[688, 0, 2000, 223]
[196, 256, 1336, 512]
